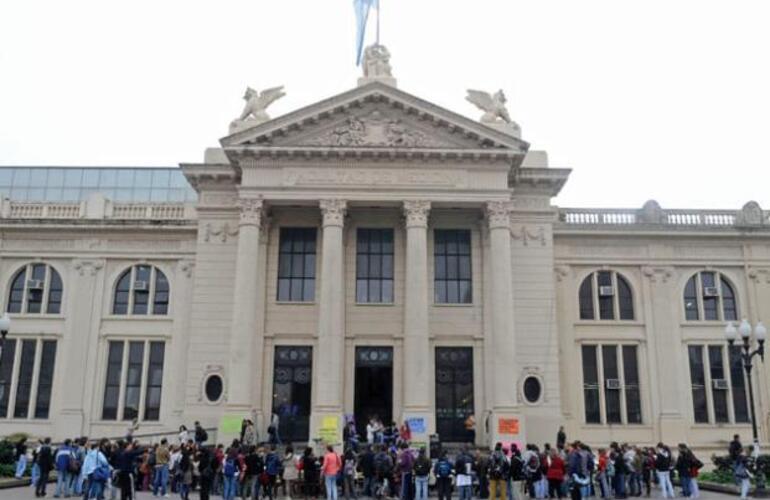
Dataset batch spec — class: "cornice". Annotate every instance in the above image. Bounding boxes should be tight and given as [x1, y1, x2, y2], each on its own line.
[510, 167, 572, 196]
[180, 163, 240, 190]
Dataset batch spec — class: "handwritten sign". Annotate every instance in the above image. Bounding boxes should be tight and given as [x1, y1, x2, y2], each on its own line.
[318, 415, 340, 444]
[407, 417, 426, 434]
[218, 415, 243, 435]
[498, 418, 520, 435]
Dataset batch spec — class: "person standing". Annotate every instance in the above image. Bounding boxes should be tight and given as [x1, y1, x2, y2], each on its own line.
[654, 444, 674, 499]
[302, 447, 320, 499]
[455, 446, 474, 500]
[114, 440, 145, 500]
[283, 445, 300, 500]
[413, 448, 431, 500]
[322, 445, 342, 500]
[197, 446, 214, 500]
[546, 449, 565, 499]
[556, 428, 566, 452]
[359, 445, 375, 498]
[153, 439, 171, 498]
[464, 415, 476, 444]
[36, 438, 54, 498]
[734, 448, 752, 500]
[434, 450, 453, 500]
[729, 434, 743, 461]
[14, 437, 28, 479]
[265, 444, 282, 500]
[489, 443, 509, 500]
[475, 449, 490, 500]
[194, 422, 209, 446]
[54, 438, 75, 498]
[243, 420, 257, 448]
[674, 444, 692, 498]
[178, 426, 190, 446]
[343, 448, 358, 500]
[222, 447, 242, 500]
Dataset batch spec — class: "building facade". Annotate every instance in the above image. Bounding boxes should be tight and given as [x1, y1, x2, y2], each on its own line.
[1, 70, 769, 453]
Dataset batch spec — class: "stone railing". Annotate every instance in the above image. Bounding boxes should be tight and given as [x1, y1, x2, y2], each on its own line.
[0, 196, 195, 222]
[559, 201, 767, 230]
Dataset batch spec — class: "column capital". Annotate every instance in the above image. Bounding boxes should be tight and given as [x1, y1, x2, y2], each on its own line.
[320, 199, 347, 227]
[238, 197, 264, 227]
[486, 201, 513, 229]
[403, 200, 431, 228]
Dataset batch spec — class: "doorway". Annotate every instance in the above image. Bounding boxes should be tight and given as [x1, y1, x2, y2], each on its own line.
[354, 346, 393, 438]
[435, 347, 474, 442]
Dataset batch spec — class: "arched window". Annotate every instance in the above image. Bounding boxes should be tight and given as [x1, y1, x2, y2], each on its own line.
[6, 263, 63, 314]
[578, 270, 634, 321]
[112, 265, 169, 315]
[683, 271, 738, 321]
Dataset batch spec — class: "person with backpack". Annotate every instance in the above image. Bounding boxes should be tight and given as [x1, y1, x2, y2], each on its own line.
[413, 448, 431, 500]
[455, 446, 474, 500]
[194, 422, 209, 445]
[84, 440, 111, 500]
[222, 447, 242, 500]
[35, 438, 54, 498]
[398, 442, 415, 500]
[265, 444, 282, 500]
[433, 450, 453, 500]
[474, 449, 490, 499]
[508, 445, 524, 500]
[654, 444, 674, 499]
[489, 442, 510, 500]
[373, 444, 394, 498]
[359, 445, 375, 497]
[687, 448, 703, 499]
[343, 448, 358, 500]
[54, 438, 75, 498]
[322, 445, 342, 500]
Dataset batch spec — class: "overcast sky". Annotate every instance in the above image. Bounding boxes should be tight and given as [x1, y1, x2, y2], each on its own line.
[1, 0, 769, 208]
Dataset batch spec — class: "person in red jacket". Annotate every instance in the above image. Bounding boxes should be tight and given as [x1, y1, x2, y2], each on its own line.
[546, 449, 566, 499]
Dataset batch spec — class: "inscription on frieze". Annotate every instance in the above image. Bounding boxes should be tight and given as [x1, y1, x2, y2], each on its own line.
[283, 168, 466, 188]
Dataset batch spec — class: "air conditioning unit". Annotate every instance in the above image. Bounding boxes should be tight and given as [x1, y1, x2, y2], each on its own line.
[703, 286, 719, 297]
[712, 379, 729, 390]
[133, 280, 148, 291]
[26, 279, 44, 290]
[605, 379, 622, 390]
[599, 285, 615, 297]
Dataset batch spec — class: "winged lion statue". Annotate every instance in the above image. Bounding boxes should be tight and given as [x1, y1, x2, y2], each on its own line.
[229, 86, 286, 133]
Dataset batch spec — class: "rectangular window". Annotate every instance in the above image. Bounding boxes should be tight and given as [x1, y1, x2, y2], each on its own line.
[26, 264, 46, 314]
[102, 341, 124, 420]
[356, 228, 395, 303]
[581, 345, 601, 424]
[277, 228, 317, 302]
[701, 273, 719, 321]
[434, 229, 472, 304]
[144, 342, 165, 421]
[13, 340, 37, 418]
[581, 343, 642, 425]
[102, 340, 165, 422]
[34, 341, 57, 419]
[688, 344, 749, 424]
[123, 342, 145, 421]
[0, 339, 17, 418]
[597, 271, 614, 320]
[132, 265, 151, 315]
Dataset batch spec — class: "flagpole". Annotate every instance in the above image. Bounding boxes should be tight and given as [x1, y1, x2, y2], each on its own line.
[376, 0, 380, 44]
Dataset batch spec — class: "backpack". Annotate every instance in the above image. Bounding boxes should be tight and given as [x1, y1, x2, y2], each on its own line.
[197, 429, 209, 443]
[526, 455, 541, 480]
[69, 453, 81, 474]
[490, 452, 507, 480]
[510, 456, 525, 481]
[344, 457, 356, 476]
[374, 453, 391, 476]
[266, 453, 280, 475]
[437, 459, 452, 478]
[224, 458, 237, 478]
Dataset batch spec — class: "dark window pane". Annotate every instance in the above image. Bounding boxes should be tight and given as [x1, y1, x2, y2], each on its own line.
[435, 281, 447, 304]
[47, 269, 63, 314]
[113, 269, 132, 315]
[622, 346, 641, 423]
[582, 345, 601, 424]
[123, 342, 144, 421]
[153, 270, 169, 315]
[144, 342, 164, 421]
[523, 377, 542, 404]
[0, 339, 17, 417]
[34, 341, 57, 419]
[684, 276, 699, 321]
[703, 297, 719, 321]
[434, 230, 472, 304]
[602, 345, 621, 423]
[356, 229, 395, 304]
[688, 345, 708, 423]
[205, 375, 223, 402]
[579, 275, 595, 320]
[7, 268, 26, 313]
[729, 346, 749, 423]
[435, 256, 446, 280]
[618, 275, 634, 320]
[382, 280, 394, 303]
[277, 279, 291, 301]
[721, 278, 738, 321]
[13, 340, 37, 418]
[459, 280, 472, 304]
[356, 280, 368, 303]
[709, 345, 729, 423]
[27, 266, 45, 314]
[277, 228, 317, 302]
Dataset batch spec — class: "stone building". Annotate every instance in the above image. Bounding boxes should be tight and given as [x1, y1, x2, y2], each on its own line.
[0, 56, 769, 452]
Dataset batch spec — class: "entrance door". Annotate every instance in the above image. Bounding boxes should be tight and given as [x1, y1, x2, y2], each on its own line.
[354, 346, 393, 438]
[435, 347, 474, 442]
[272, 346, 313, 443]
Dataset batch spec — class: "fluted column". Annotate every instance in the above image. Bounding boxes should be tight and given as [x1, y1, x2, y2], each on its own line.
[227, 198, 263, 412]
[402, 201, 431, 412]
[315, 199, 347, 411]
[486, 201, 517, 411]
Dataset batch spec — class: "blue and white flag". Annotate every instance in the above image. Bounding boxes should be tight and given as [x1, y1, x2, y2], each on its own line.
[354, 0, 379, 65]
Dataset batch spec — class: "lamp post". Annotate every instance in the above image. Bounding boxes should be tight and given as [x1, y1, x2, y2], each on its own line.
[0, 313, 10, 402]
[726, 319, 768, 496]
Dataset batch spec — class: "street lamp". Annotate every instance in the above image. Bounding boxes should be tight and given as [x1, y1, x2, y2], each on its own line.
[0, 312, 10, 402]
[726, 319, 768, 496]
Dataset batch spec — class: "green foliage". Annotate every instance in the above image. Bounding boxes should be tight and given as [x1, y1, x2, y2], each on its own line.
[0, 463, 16, 477]
[711, 453, 770, 485]
[0, 440, 15, 465]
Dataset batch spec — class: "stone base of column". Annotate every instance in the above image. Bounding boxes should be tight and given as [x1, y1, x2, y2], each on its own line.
[400, 411, 435, 453]
[658, 413, 686, 444]
[488, 411, 526, 450]
[56, 409, 85, 439]
[309, 410, 344, 453]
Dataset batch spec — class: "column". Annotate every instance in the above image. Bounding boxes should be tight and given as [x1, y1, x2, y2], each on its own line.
[401, 201, 433, 440]
[226, 198, 263, 422]
[312, 199, 347, 447]
[485, 201, 520, 444]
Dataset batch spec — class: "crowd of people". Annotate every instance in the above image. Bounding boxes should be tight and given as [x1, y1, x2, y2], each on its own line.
[9, 422, 761, 500]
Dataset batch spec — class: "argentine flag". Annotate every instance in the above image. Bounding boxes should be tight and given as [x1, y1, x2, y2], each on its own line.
[354, 0, 379, 65]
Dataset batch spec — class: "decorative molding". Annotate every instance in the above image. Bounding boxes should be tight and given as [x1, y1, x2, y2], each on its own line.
[554, 265, 570, 282]
[736, 201, 765, 227]
[518, 367, 546, 406]
[237, 198, 264, 227]
[179, 260, 195, 279]
[510, 225, 546, 246]
[642, 266, 675, 283]
[486, 201, 513, 230]
[283, 168, 466, 189]
[200, 192, 238, 207]
[403, 200, 431, 228]
[198, 365, 226, 405]
[748, 268, 770, 284]
[203, 222, 239, 243]
[319, 199, 347, 227]
[73, 259, 104, 277]
[511, 196, 551, 211]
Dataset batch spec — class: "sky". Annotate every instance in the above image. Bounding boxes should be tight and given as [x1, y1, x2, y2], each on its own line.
[1, 0, 769, 209]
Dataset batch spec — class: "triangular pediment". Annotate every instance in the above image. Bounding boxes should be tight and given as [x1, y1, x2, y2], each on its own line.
[220, 81, 528, 153]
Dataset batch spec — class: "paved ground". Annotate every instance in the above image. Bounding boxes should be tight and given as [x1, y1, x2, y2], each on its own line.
[0, 489, 744, 500]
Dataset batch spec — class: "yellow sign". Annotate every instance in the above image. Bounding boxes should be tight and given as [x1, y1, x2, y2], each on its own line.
[218, 415, 243, 435]
[322, 416, 338, 429]
[318, 415, 340, 444]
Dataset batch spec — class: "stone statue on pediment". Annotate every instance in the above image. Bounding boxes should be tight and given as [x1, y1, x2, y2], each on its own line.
[466, 89, 522, 138]
[362, 44, 392, 79]
[229, 86, 286, 134]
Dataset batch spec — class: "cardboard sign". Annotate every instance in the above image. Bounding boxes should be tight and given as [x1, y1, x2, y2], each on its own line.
[498, 418, 520, 435]
[407, 417, 426, 434]
[218, 415, 243, 435]
[318, 415, 340, 444]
